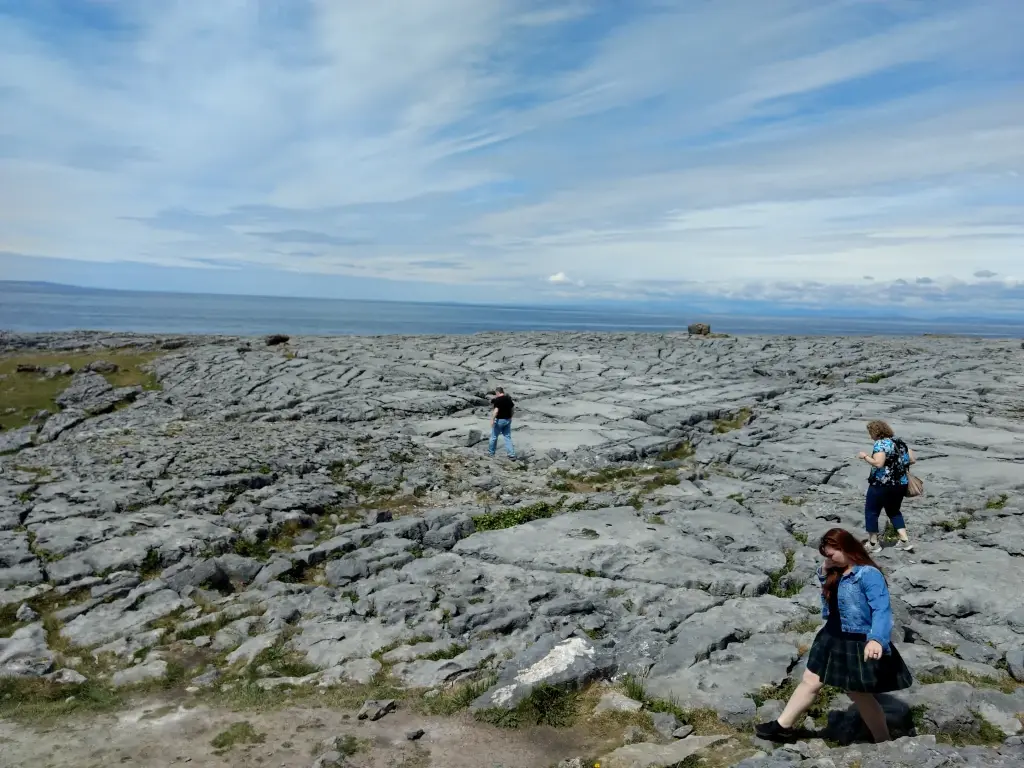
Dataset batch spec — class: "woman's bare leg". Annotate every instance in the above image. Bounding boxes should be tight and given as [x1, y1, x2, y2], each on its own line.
[777, 669, 823, 728]
[848, 691, 890, 742]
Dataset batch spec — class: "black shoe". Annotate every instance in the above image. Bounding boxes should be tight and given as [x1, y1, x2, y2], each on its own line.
[754, 720, 799, 743]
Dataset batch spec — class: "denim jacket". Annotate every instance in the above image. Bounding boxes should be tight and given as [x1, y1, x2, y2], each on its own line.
[816, 564, 894, 652]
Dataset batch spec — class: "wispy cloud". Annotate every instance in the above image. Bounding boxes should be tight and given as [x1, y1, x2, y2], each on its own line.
[1, 0, 1022, 314]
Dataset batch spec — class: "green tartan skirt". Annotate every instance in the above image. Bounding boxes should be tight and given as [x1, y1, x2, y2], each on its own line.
[806, 631, 914, 693]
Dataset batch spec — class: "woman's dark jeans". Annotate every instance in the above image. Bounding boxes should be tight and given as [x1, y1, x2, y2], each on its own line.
[865, 484, 906, 533]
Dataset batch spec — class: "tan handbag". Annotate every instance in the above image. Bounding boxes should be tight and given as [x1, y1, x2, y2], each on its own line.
[906, 474, 924, 497]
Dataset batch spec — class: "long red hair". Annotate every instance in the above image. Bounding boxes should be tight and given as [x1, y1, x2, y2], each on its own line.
[818, 527, 884, 602]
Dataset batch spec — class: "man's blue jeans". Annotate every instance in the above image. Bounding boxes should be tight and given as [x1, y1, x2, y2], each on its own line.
[489, 419, 516, 457]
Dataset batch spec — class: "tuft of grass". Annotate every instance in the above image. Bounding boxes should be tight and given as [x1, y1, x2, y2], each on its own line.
[605, 587, 627, 598]
[916, 667, 1019, 694]
[657, 442, 695, 462]
[475, 683, 580, 729]
[934, 644, 958, 656]
[856, 372, 892, 384]
[767, 550, 801, 598]
[750, 678, 798, 708]
[140, 549, 163, 579]
[713, 407, 752, 434]
[419, 644, 468, 662]
[781, 496, 806, 507]
[881, 523, 900, 544]
[472, 500, 565, 531]
[210, 721, 265, 752]
[792, 531, 809, 545]
[245, 638, 318, 679]
[648, 514, 666, 525]
[416, 675, 498, 717]
[985, 494, 1008, 510]
[0, 676, 124, 724]
[0, 349, 163, 430]
[936, 517, 971, 532]
[785, 616, 823, 634]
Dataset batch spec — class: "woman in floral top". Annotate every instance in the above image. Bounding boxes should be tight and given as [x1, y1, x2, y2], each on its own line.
[858, 420, 916, 553]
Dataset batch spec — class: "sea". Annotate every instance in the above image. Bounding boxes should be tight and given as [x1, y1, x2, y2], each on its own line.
[2, 282, 1023, 338]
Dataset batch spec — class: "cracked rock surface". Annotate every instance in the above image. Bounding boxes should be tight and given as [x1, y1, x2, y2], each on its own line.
[1, 330, 1023, 767]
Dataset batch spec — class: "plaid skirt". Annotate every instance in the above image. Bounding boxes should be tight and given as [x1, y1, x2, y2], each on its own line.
[806, 631, 913, 693]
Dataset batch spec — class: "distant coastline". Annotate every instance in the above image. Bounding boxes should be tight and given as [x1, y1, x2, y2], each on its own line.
[2, 280, 1023, 338]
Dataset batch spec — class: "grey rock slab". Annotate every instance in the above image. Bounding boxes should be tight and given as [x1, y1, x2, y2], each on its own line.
[357, 698, 397, 721]
[226, 631, 281, 666]
[1007, 649, 1024, 682]
[0, 425, 37, 453]
[453, 506, 772, 596]
[598, 735, 729, 768]
[0, 624, 55, 677]
[593, 690, 644, 716]
[111, 659, 167, 688]
[60, 586, 190, 648]
[470, 634, 613, 712]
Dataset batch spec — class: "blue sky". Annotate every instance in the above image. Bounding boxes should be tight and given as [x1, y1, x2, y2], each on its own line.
[1, 0, 1023, 314]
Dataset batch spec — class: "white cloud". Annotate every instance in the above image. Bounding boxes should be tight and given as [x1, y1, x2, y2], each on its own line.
[0, 0, 1022, 314]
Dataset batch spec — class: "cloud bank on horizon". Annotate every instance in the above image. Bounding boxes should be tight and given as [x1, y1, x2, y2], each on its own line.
[1, 0, 1022, 314]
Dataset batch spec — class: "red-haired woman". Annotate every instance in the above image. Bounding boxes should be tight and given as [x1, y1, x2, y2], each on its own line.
[756, 528, 913, 744]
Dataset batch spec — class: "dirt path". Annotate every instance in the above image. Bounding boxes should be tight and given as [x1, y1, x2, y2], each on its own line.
[0, 697, 605, 768]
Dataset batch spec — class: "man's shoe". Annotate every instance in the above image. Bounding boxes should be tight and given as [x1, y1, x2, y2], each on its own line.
[754, 720, 799, 743]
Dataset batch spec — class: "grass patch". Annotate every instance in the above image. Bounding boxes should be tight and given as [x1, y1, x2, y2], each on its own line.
[210, 721, 265, 752]
[0, 349, 163, 430]
[856, 372, 892, 384]
[656, 442, 695, 462]
[475, 683, 580, 728]
[750, 678, 798, 708]
[781, 496, 805, 507]
[792, 531, 809, 545]
[767, 550, 801, 598]
[936, 516, 971, 532]
[418, 644, 468, 662]
[471, 499, 566, 531]
[0, 676, 124, 724]
[784, 616, 823, 634]
[648, 514, 665, 525]
[916, 667, 1019, 694]
[881, 522, 900, 544]
[620, 676, 736, 736]
[934, 644, 958, 656]
[713, 407, 752, 433]
[416, 675, 498, 717]
[985, 494, 1008, 510]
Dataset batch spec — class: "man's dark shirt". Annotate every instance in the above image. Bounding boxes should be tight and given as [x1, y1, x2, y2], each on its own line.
[491, 394, 514, 420]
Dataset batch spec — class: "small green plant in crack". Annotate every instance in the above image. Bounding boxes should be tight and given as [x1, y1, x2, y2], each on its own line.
[471, 500, 565, 531]
[881, 523, 900, 544]
[985, 494, 1008, 510]
[714, 407, 752, 433]
[934, 644, 958, 656]
[657, 442, 695, 462]
[727, 493, 745, 505]
[792, 531, 809, 545]
[856, 372, 892, 384]
[781, 496, 806, 506]
[416, 674, 498, 717]
[605, 587, 627, 598]
[647, 514, 666, 525]
[767, 550, 801, 598]
[937, 517, 971, 532]
[916, 667, 1019, 694]
[140, 549, 163, 579]
[419, 644, 468, 662]
[750, 678, 798, 707]
[784, 616, 823, 634]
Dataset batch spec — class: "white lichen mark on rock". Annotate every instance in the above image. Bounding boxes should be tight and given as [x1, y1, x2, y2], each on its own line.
[491, 637, 596, 706]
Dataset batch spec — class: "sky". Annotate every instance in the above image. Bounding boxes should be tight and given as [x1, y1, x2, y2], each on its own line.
[1, 0, 1023, 315]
